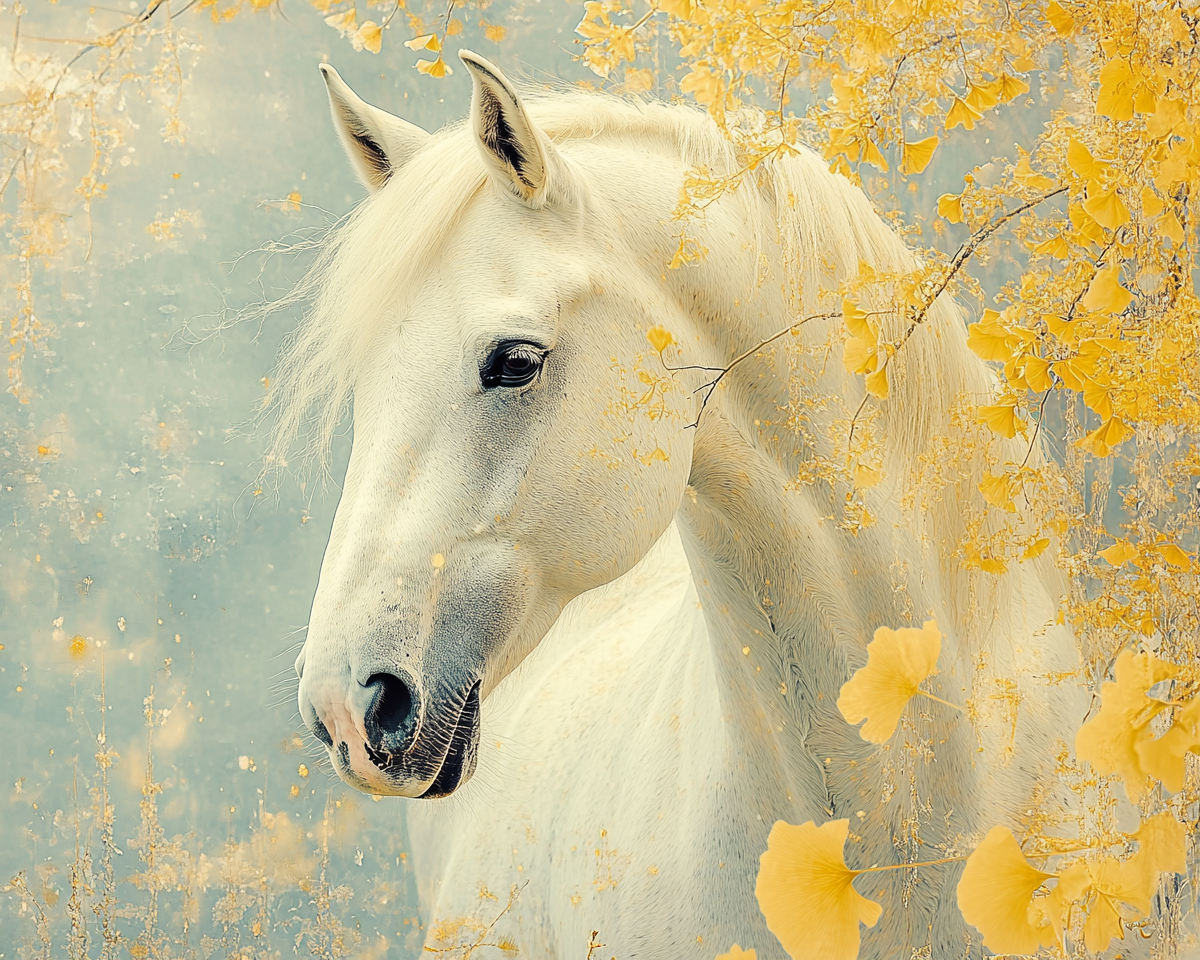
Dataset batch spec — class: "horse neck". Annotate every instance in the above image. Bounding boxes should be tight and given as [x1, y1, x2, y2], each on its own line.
[667, 207, 951, 822]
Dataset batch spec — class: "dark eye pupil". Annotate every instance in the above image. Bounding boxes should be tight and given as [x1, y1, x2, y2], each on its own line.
[482, 341, 545, 389]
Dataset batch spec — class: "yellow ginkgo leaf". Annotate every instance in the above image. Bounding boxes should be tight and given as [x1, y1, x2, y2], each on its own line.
[1155, 543, 1191, 569]
[1075, 416, 1132, 458]
[861, 138, 889, 172]
[1015, 153, 1056, 190]
[956, 826, 1055, 955]
[714, 947, 755, 960]
[1022, 537, 1051, 560]
[658, 0, 693, 18]
[1082, 187, 1131, 231]
[853, 463, 883, 489]
[864, 365, 889, 399]
[978, 471, 1017, 512]
[964, 82, 999, 112]
[1046, 0, 1075, 35]
[1080, 856, 1144, 954]
[842, 299, 872, 340]
[1075, 649, 1179, 802]
[995, 73, 1030, 103]
[937, 193, 964, 223]
[647, 325, 675, 353]
[417, 56, 452, 77]
[1159, 210, 1186, 245]
[1067, 137, 1109, 180]
[966, 319, 1016, 362]
[404, 32, 440, 51]
[899, 136, 938, 175]
[1097, 58, 1135, 120]
[355, 20, 382, 54]
[945, 96, 984, 131]
[842, 335, 878, 376]
[755, 819, 883, 960]
[1023, 356, 1053, 391]
[1098, 540, 1138, 566]
[1080, 265, 1133, 315]
[1032, 234, 1069, 258]
[976, 403, 1022, 439]
[837, 619, 942, 743]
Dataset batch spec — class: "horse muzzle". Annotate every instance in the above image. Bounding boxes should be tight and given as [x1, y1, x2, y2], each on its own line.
[298, 665, 482, 798]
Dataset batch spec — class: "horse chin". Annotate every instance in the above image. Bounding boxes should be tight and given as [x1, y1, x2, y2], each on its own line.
[418, 680, 482, 799]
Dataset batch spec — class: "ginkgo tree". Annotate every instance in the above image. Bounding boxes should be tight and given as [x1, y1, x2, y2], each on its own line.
[567, 0, 1200, 957]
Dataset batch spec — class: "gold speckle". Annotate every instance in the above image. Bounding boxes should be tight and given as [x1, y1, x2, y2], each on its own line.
[742, 646, 750, 655]
[431, 553, 445, 569]
[69, 634, 88, 659]
[298, 764, 309, 778]
[647, 865, 658, 876]
[289, 784, 300, 797]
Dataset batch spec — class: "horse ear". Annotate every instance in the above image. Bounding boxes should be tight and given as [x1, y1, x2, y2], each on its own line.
[319, 63, 430, 192]
[459, 50, 561, 207]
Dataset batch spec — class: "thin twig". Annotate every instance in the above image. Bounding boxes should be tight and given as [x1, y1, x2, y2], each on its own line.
[671, 311, 839, 427]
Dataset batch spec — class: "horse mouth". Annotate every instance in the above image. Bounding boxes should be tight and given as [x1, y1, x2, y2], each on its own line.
[418, 680, 481, 799]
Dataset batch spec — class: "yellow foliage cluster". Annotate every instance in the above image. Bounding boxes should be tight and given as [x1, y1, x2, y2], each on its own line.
[575, 4, 1200, 955]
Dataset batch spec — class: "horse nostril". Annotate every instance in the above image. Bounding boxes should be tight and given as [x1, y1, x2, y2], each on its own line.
[365, 672, 415, 745]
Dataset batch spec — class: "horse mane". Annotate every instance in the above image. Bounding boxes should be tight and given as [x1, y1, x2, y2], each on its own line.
[264, 90, 996, 567]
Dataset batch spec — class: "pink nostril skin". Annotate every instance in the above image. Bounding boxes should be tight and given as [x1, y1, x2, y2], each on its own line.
[299, 678, 376, 778]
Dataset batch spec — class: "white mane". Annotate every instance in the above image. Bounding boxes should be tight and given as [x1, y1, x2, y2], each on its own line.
[267, 93, 984, 477]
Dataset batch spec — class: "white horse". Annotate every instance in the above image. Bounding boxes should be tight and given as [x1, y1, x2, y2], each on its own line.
[283, 52, 1082, 959]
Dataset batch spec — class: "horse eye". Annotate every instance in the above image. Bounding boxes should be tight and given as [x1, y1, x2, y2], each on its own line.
[481, 341, 546, 389]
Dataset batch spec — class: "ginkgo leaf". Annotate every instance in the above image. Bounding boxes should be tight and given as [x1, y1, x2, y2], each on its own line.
[864, 365, 889, 399]
[995, 73, 1029, 103]
[647, 325, 675, 353]
[1015, 153, 1056, 190]
[977, 403, 1022, 439]
[1080, 856, 1144, 954]
[756, 819, 882, 960]
[978, 471, 1017, 512]
[899, 136, 938, 175]
[843, 335, 878, 376]
[1159, 210, 1186, 245]
[1023, 537, 1051, 560]
[417, 56, 452, 77]
[1046, 0, 1075, 35]
[966, 319, 1016, 361]
[1075, 649, 1180, 802]
[1076, 417, 1132, 457]
[1082, 187, 1130, 230]
[1023, 356, 1053, 391]
[957, 826, 1055, 955]
[965, 82, 999, 112]
[1098, 540, 1138, 566]
[1147, 98, 1186, 140]
[1097, 58, 1135, 120]
[404, 33, 440, 51]
[861, 138, 889, 172]
[937, 193, 964, 223]
[842, 300, 873, 340]
[1080, 265, 1133, 315]
[1155, 543, 1191, 569]
[837, 619, 942, 743]
[355, 20, 382, 54]
[1067, 137, 1109, 180]
[945, 97, 984, 131]
[1032, 234, 1069, 258]
[658, 0, 693, 18]
[714, 946, 755, 960]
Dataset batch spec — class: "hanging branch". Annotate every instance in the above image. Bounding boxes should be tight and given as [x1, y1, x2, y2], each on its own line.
[845, 185, 1069, 447]
[665, 311, 839, 428]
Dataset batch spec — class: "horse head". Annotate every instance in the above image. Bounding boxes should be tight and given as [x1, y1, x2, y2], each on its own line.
[294, 54, 701, 797]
